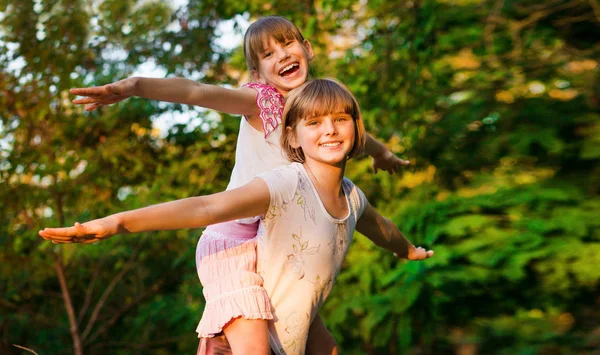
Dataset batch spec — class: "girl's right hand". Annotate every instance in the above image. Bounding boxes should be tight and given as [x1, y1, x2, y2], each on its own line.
[70, 78, 137, 111]
[39, 217, 119, 244]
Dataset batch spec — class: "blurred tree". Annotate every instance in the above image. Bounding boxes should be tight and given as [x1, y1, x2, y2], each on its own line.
[1, 0, 599, 354]
[0, 0, 239, 353]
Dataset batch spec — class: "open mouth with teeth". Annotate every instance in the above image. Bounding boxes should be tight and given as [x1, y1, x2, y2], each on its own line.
[279, 63, 300, 77]
[320, 142, 342, 147]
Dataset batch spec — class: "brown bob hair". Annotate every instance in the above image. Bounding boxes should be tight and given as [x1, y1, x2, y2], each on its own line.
[281, 78, 366, 163]
[243, 16, 308, 72]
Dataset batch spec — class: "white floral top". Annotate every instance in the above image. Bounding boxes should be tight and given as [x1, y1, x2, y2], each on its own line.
[257, 163, 367, 355]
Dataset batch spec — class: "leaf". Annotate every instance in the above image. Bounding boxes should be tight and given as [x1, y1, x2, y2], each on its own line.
[397, 315, 412, 352]
[390, 282, 423, 313]
[305, 246, 320, 255]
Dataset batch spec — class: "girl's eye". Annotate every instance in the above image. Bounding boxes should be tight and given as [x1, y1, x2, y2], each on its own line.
[285, 40, 294, 47]
[308, 121, 319, 126]
[263, 52, 272, 58]
[335, 116, 348, 122]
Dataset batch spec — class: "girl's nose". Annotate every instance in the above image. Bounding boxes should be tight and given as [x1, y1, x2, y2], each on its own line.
[323, 119, 337, 135]
[277, 47, 291, 61]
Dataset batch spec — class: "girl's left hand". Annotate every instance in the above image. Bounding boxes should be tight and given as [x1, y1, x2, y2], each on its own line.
[400, 246, 434, 260]
[372, 150, 410, 174]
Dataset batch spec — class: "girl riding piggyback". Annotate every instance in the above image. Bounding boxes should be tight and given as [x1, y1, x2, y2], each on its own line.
[69, 16, 409, 354]
[43, 79, 433, 355]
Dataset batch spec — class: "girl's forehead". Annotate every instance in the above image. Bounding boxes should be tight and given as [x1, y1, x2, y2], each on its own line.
[259, 34, 293, 48]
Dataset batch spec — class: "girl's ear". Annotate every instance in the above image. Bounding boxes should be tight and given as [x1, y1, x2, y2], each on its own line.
[303, 40, 314, 61]
[286, 126, 300, 149]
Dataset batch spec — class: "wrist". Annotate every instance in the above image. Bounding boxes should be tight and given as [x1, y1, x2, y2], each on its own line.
[107, 213, 126, 234]
[130, 77, 142, 96]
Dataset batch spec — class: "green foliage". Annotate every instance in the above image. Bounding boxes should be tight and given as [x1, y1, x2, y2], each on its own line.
[1, 0, 599, 354]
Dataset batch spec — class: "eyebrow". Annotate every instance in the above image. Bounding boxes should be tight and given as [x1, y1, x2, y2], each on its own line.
[304, 112, 351, 120]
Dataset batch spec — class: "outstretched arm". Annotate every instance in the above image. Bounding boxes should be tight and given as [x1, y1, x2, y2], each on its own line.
[364, 133, 410, 174]
[356, 202, 433, 260]
[70, 77, 259, 117]
[39, 178, 270, 244]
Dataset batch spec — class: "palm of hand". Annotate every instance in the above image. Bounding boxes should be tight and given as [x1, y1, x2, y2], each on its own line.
[70, 80, 133, 111]
[407, 246, 434, 260]
[39, 221, 112, 244]
[372, 151, 409, 174]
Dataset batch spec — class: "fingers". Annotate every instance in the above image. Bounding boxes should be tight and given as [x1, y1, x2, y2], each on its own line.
[70, 87, 105, 96]
[385, 164, 399, 175]
[39, 230, 100, 244]
[406, 246, 434, 261]
[39, 226, 79, 238]
[86, 103, 103, 111]
[80, 237, 100, 244]
[38, 222, 99, 244]
[72, 97, 100, 105]
[417, 247, 434, 259]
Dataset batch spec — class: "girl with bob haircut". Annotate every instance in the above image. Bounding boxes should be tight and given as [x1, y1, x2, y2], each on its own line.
[41, 78, 433, 355]
[282, 78, 367, 163]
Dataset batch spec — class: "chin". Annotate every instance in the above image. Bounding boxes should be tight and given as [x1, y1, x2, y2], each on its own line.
[320, 156, 349, 166]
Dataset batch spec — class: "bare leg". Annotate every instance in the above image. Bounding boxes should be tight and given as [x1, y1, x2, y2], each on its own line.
[306, 314, 338, 355]
[223, 318, 270, 355]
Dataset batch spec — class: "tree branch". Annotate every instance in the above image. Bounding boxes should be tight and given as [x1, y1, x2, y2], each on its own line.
[81, 241, 143, 341]
[85, 279, 166, 345]
[98, 335, 189, 351]
[508, 0, 585, 59]
[12, 344, 39, 355]
[53, 254, 83, 355]
[588, 0, 600, 22]
[77, 255, 107, 326]
[553, 12, 596, 25]
[484, 0, 505, 68]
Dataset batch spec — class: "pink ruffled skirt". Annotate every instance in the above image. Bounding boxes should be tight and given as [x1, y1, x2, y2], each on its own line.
[195, 221, 274, 338]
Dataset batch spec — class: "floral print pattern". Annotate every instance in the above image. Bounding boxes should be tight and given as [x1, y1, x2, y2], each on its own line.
[257, 163, 367, 354]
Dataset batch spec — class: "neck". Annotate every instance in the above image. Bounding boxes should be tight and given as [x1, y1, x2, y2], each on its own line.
[302, 160, 345, 195]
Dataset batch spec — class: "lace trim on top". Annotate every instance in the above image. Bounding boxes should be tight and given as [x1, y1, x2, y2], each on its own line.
[243, 82, 284, 138]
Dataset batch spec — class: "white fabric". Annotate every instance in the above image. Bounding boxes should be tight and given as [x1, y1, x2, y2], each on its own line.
[226, 84, 290, 224]
[257, 163, 367, 355]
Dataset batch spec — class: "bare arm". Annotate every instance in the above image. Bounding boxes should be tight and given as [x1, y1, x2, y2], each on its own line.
[39, 178, 270, 244]
[364, 133, 410, 174]
[356, 202, 433, 260]
[71, 77, 259, 117]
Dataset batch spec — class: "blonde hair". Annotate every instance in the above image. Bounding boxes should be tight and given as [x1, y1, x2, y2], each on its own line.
[243, 16, 307, 72]
[282, 78, 366, 163]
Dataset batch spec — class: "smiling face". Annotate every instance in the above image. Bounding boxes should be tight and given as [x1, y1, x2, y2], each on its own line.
[252, 36, 313, 96]
[244, 16, 314, 96]
[282, 79, 366, 165]
[290, 112, 356, 167]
